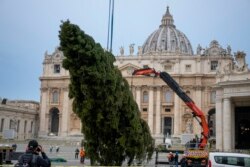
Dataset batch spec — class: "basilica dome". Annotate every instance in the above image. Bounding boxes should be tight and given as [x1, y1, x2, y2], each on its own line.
[142, 7, 193, 55]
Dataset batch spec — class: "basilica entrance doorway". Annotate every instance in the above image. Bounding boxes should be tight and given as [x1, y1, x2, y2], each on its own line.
[163, 117, 172, 137]
[49, 107, 59, 135]
[235, 107, 250, 149]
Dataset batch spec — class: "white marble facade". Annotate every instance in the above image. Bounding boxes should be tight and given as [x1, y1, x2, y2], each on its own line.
[0, 100, 39, 140]
[38, 7, 250, 150]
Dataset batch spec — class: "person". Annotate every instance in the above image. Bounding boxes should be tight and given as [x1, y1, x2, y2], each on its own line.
[56, 146, 60, 153]
[167, 152, 174, 167]
[129, 44, 134, 55]
[79, 147, 86, 164]
[174, 152, 179, 167]
[180, 154, 187, 167]
[191, 138, 197, 148]
[12, 143, 17, 151]
[75, 148, 80, 159]
[49, 145, 53, 153]
[15, 139, 50, 167]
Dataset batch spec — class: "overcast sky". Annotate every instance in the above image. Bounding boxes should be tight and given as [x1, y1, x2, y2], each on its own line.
[0, 0, 250, 101]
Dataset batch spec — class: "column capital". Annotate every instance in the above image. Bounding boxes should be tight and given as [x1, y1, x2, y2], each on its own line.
[156, 86, 161, 91]
[135, 86, 141, 90]
[194, 85, 203, 91]
[149, 86, 154, 90]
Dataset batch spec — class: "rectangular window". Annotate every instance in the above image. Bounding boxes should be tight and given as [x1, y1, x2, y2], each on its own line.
[210, 91, 216, 104]
[0, 119, 4, 132]
[185, 64, 191, 72]
[165, 108, 171, 112]
[54, 64, 60, 73]
[165, 91, 172, 103]
[164, 65, 172, 72]
[211, 61, 218, 71]
[52, 91, 59, 103]
[142, 108, 148, 112]
[143, 91, 149, 103]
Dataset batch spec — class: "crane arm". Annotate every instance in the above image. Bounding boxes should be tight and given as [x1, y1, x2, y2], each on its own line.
[132, 68, 209, 148]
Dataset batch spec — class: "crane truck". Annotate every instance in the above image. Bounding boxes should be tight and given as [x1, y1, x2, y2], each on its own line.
[132, 68, 209, 167]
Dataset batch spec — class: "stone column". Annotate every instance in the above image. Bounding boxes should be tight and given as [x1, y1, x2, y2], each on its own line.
[45, 88, 51, 135]
[135, 87, 141, 111]
[215, 97, 223, 150]
[148, 87, 154, 133]
[20, 119, 25, 140]
[174, 93, 180, 135]
[155, 87, 161, 134]
[154, 87, 165, 144]
[231, 103, 235, 149]
[61, 88, 69, 137]
[39, 88, 48, 136]
[223, 97, 232, 151]
[194, 86, 202, 134]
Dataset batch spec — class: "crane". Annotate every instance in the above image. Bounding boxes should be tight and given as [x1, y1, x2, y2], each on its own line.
[133, 68, 209, 166]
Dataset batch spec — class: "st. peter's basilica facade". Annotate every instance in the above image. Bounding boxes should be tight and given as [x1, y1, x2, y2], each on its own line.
[38, 7, 250, 151]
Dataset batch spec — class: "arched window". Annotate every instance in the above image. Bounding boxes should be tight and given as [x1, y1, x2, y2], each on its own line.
[54, 64, 60, 73]
[52, 91, 59, 104]
[165, 91, 172, 103]
[143, 91, 149, 103]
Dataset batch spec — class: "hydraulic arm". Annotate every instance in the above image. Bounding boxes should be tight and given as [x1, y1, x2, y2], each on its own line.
[132, 68, 209, 148]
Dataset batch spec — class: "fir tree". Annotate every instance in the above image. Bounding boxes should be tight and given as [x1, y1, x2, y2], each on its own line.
[59, 20, 154, 166]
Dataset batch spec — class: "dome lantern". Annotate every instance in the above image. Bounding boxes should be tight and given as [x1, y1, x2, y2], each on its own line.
[160, 6, 175, 28]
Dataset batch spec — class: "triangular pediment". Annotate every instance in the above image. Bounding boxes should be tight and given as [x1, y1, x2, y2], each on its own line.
[118, 63, 142, 76]
[118, 63, 141, 71]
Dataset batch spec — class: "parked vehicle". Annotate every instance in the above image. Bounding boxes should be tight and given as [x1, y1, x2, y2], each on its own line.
[209, 152, 250, 167]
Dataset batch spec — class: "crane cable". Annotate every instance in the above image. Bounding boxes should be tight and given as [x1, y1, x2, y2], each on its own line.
[107, 0, 114, 52]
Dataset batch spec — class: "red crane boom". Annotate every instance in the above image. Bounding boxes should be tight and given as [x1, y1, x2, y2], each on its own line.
[132, 68, 209, 148]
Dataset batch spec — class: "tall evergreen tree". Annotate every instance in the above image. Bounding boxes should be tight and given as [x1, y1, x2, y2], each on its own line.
[59, 20, 154, 166]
